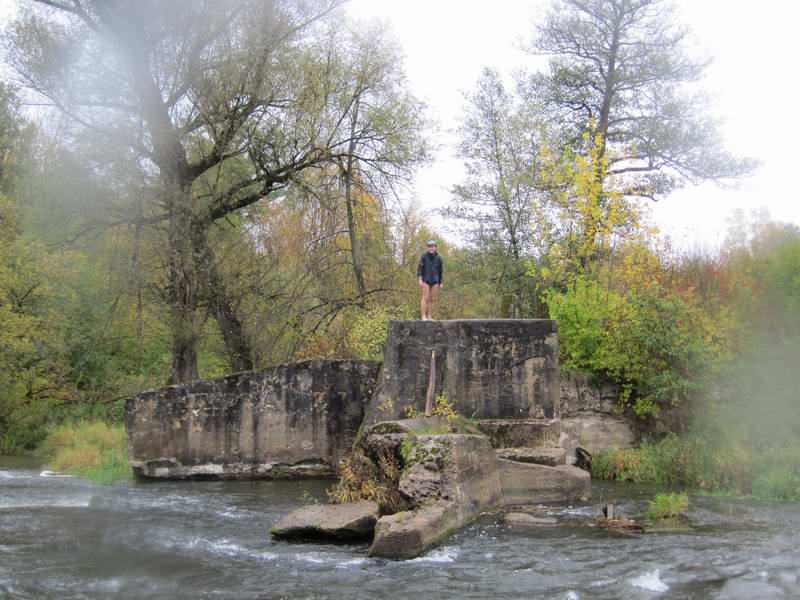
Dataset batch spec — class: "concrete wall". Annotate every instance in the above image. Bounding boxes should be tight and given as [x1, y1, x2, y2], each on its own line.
[125, 360, 380, 479]
[559, 369, 621, 416]
[363, 319, 560, 427]
[558, 370, 638, 461]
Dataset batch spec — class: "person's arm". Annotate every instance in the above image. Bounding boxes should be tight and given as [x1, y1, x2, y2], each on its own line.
[438, 255, 443, 286]
[418, 254, 424, 280]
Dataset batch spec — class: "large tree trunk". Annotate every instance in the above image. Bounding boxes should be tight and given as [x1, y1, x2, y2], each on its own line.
[124, 42, 202, 384]
[197, 236, 255, 373]
[166, 186, 201, 384]
[344, 97, 367, 300]
[212, 296, 254, 373]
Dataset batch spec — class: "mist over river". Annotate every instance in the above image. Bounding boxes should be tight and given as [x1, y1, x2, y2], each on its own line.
[1, 456, 799, 599]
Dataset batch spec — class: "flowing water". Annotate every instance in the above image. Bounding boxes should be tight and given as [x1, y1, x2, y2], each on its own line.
[1, 455, 799, 599]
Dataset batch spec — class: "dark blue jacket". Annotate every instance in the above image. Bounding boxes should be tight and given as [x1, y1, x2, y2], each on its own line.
[418, 252, 443, 285]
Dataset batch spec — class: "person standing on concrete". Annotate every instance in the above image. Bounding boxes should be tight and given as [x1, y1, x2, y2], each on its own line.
[418, 240, 443, 320]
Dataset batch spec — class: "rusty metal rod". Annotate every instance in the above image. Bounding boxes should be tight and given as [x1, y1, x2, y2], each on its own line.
[424, 350, 436, 417]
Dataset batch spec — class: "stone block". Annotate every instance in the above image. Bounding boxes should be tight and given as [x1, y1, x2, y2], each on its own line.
[477, 419, 561, 448]
[368, 433, 502, 559]
[559, 369, 621, 416]
[368, 501, 457, 560]
[502, 512, 558, 527]
[495, 447, 566, 466]
[561, 415, 637, 465]
[270, 501, 380, 541]
[499, 459, 590, 505]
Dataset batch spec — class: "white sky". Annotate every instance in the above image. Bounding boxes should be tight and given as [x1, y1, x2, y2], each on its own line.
[347, 0, 800, 249]
[2, 0, 797, 249]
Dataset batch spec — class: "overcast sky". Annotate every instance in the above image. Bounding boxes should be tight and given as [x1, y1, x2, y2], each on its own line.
[2, 0, 797, 249]
[347, 0, 800, 249]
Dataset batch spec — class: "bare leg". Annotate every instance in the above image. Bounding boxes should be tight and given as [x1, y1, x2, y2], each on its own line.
[427, 283, 440, 319]
[419, 280, 430, 320]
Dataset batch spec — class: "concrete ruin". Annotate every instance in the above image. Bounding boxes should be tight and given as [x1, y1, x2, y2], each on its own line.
[358, 418, 588, 558]
[363, 319, 560, 426]
[268, 320, 589, 558]
[125, 360, 379, 479]
[559, 370, 638, 462]
[126, 319, 616, 559]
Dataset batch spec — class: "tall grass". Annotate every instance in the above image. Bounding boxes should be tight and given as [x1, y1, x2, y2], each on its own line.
[591, 434, 800, 501]
[40, 421, 131, 484]
[646, 492, 689, 520]
[327, 448, 407, 514]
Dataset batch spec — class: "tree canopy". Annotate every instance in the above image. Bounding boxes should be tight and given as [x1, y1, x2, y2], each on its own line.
[526, 0, 757, 200]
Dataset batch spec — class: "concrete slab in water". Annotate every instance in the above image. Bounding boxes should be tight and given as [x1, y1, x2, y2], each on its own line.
[368, 433, 502, 559]
[270, 501, 380, 541]
[499, 460, 591, 505]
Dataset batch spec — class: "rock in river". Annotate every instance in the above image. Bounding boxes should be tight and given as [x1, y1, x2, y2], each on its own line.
[503, 512, 558, 527]
[270, 501, 380, 541]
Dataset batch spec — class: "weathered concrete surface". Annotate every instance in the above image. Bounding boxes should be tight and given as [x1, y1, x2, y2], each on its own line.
[363, 320, 560, 427]
[559, 370, 621, 416]
[478, 419, 561, 449]
[495, 447, 566, 466]
[561, 415, 638, 461]
[499, 459, 590, 505]
[559, 370, 637, 464]
[270, 501, 380, 541]
[502, 512, 558, 527]
[125, 360, 380, 479]
[368, 432, 502, 559]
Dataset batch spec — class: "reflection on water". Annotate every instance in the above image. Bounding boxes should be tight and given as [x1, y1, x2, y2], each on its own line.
[1, 455, 799, 599]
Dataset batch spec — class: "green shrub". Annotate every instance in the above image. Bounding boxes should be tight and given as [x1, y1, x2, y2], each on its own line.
[751, 441, 800, 500]
[40, 421, 131, 484]
[400, 436, 417, 464]
[548, 278, 724, 419]
[646, 492, 689, 519]
[590, 448, 615, 480]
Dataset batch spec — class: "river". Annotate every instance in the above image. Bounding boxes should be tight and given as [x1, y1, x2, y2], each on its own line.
[1, 455, 799, 599]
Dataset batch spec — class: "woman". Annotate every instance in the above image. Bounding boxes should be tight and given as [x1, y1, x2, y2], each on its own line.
[418, 240, 443, 320]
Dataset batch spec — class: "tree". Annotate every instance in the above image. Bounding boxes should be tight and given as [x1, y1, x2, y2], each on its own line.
[0, 84, 72, 448]
[446, 68, 552, 317]
[527, 0, 757, 201]
[291, 22, 430, 306]
[5, 1, 426, 382]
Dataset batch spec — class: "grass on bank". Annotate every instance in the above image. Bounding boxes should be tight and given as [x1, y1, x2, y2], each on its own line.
[39, 421, 131, 484]
[591, 433, 800, 501]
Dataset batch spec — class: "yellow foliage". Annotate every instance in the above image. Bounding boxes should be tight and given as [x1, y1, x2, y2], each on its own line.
[432, 392, 458, 421]
[539, 130, 650, 280]
[404, 404, 420, 418]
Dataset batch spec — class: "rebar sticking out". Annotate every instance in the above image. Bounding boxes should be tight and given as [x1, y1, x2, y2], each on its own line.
[424, 350, 436, 417]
